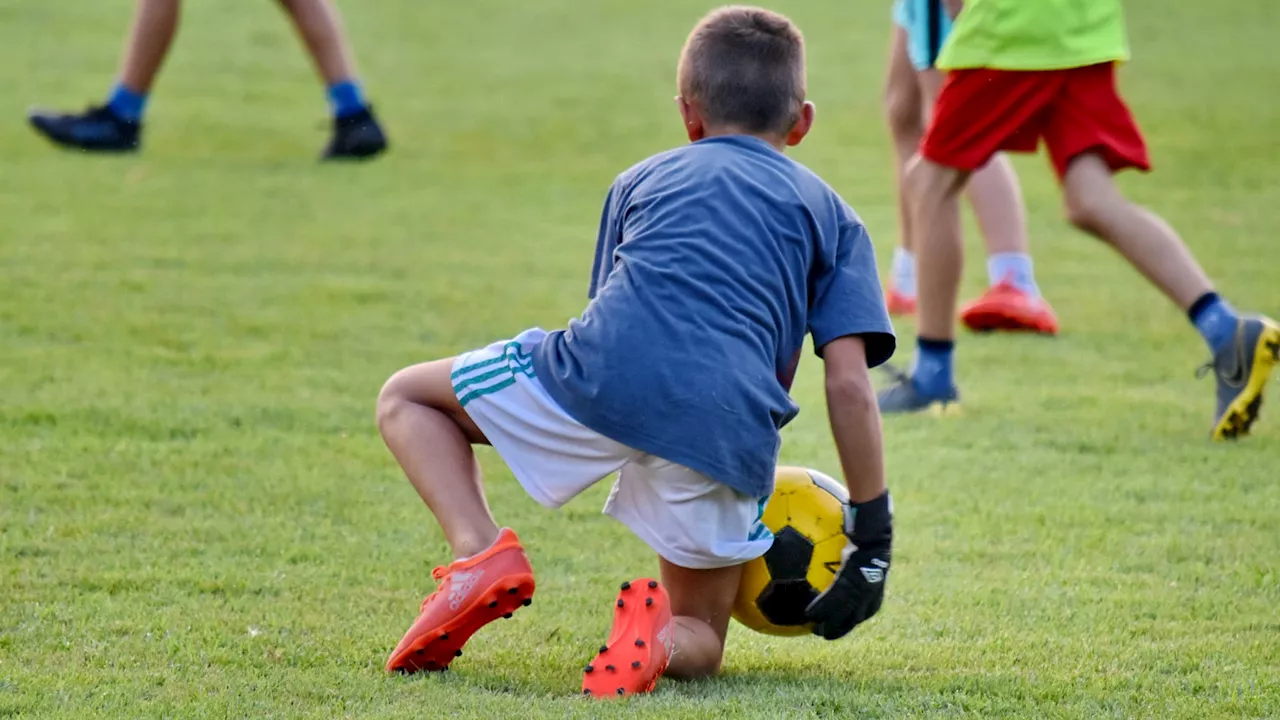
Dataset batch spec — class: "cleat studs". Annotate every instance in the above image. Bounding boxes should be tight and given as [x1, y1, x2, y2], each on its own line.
[617, 688, 625, 695]
[605, 664, 616, 672]
[648, 580, 658, 589]
[583, 689, 591, 696]
[488, 601, 499, 609]
[645, 598, 653, 607]
[599, 645, 608, 653]
[454, 650, 463, 657]
[503, 613, 513, 619]
[632, 661, 641, 669]
[635, 639, 645, 648]
[584, 664, 594, 673]
[522, 598, 532, 607]
[508, 587, 519, 594]
[440, 632, 449, 640]
[617, 599, 624, 608]
[620, 581, 631, 591]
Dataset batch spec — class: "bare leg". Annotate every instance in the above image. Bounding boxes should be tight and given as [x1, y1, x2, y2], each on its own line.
[884, 27, 925, 256]
[906, 156, 971, 340]
[276, 0, 359, 85]
[376, 359, 501, 559]
[918, 69, 1030, 258]
[659, 559, 742, 679]
[1061, 154, 1212, 310]
[118, 0, 181, 93]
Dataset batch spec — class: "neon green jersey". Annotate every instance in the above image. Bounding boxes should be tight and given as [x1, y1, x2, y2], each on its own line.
[937, 0, 1129, 71]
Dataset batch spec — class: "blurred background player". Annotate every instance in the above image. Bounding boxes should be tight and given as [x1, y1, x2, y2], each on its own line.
[879, 0, 1280, 440]
[26, 0, 386, 160]
[884, 0, 1057, 334]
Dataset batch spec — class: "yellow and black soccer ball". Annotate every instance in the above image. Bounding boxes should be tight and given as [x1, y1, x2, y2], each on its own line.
[731, 466, 850, 636]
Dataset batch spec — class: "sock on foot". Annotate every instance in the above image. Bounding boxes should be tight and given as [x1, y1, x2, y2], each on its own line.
[987, 252, 1040, 298]
[327, 80, 367, 119]
[1188, 292, 1238, 355]
[106, 83, 147, 123]
[911, 337, 956, 398]
[892, 248, 917, 298]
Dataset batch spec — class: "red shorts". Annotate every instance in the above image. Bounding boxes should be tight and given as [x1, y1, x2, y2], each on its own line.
[920, 62, 1150, 180]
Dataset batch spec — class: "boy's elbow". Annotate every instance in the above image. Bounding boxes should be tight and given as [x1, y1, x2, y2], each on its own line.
[825, 373, 875, 408]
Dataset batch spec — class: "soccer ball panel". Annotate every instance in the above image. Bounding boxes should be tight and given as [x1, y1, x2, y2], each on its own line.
[784, 482, 846, 546]
[806, 533, 850, 593]
[731, 556, 810, 636]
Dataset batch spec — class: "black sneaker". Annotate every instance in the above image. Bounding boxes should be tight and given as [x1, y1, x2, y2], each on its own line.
[322, 106, 387, 161]
[27, 104, 141, 152]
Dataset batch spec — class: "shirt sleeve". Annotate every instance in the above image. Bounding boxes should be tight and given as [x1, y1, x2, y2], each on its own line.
[587, 178, 627, 300]
[807, 220, 897, 367]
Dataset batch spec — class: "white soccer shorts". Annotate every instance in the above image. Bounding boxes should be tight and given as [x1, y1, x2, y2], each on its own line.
[451, 327, 773, 570]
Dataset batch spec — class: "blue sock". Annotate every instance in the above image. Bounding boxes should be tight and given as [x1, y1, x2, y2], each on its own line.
[911, 337, 956, 398]
[1188, 292, 1238, 355]
[987, 252, 1040, 297]
[106, 83, 147, 123]
[326, 80, 367, 119]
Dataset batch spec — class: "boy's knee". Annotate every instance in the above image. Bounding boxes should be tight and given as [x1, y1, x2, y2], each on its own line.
[664, 645, 723, 680]
[375, 373, 411, 434]
[884, 83, 921, 139]
[1064, 187, 1107, 236]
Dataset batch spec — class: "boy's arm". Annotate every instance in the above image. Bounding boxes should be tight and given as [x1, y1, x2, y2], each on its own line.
[821, 335, 885, 503]
[803, 335, 893, 640]
[943, 0, 963, 19]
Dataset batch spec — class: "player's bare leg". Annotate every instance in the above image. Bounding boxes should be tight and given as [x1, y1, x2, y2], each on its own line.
[377, 360, 534, 673]
[276, 0, 386, 159]
[659, 559, 742, 678]
[377, 359, 500, 558]
[1061, 151, 1280, 437]
[118, 0, 180, 94]
[277, 0, 358, 86]
[878, 155, 968, 414]
[907, 157, 969, 341]
[883, 27, 924, 315]
[1061, 153, 1211, 309]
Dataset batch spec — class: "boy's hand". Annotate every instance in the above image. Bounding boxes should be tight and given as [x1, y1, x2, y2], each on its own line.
[805, 491, 892, 640]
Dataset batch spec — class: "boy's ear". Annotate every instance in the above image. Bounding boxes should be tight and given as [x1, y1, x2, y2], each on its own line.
[676, 96, 706, 142]
[785, 101, 816, 147]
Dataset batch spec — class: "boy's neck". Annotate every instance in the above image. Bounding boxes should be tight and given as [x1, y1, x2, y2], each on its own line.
[699, 125, 788, 151]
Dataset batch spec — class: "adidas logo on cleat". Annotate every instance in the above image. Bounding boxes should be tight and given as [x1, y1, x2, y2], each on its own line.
[657, 623, 674, 657]
[448, 569, 484, 610]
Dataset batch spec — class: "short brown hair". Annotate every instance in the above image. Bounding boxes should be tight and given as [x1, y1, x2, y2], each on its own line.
[677, 6, 806, 136]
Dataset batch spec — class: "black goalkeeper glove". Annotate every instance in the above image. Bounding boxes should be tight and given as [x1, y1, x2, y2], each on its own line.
[805, 490, 892, 640]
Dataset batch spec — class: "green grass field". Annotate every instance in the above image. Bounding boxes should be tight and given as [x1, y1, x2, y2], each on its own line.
[3, 1, 1278, 717]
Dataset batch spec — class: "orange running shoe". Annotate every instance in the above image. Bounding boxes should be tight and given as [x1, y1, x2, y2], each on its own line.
[581, 579, 674, 699]
[885, 286, 917, 317]
[960, 281, 1059, 335]
[385, 528, 535, 674]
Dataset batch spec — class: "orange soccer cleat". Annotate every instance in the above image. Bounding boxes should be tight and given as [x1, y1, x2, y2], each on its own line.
[885, 286, 917, 317]
[385, 528, 535, 674]
[581, 579, 674, 699]
[959, 281, 1059, 335]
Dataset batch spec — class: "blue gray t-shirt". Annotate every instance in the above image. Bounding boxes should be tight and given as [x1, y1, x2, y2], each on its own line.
[531, 135, 895, 498]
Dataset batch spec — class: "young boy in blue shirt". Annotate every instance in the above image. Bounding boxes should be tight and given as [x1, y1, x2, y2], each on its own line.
[375, 6, 896, 697]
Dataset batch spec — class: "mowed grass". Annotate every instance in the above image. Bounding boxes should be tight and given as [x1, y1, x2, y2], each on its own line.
[2, 0, 1278, 717]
